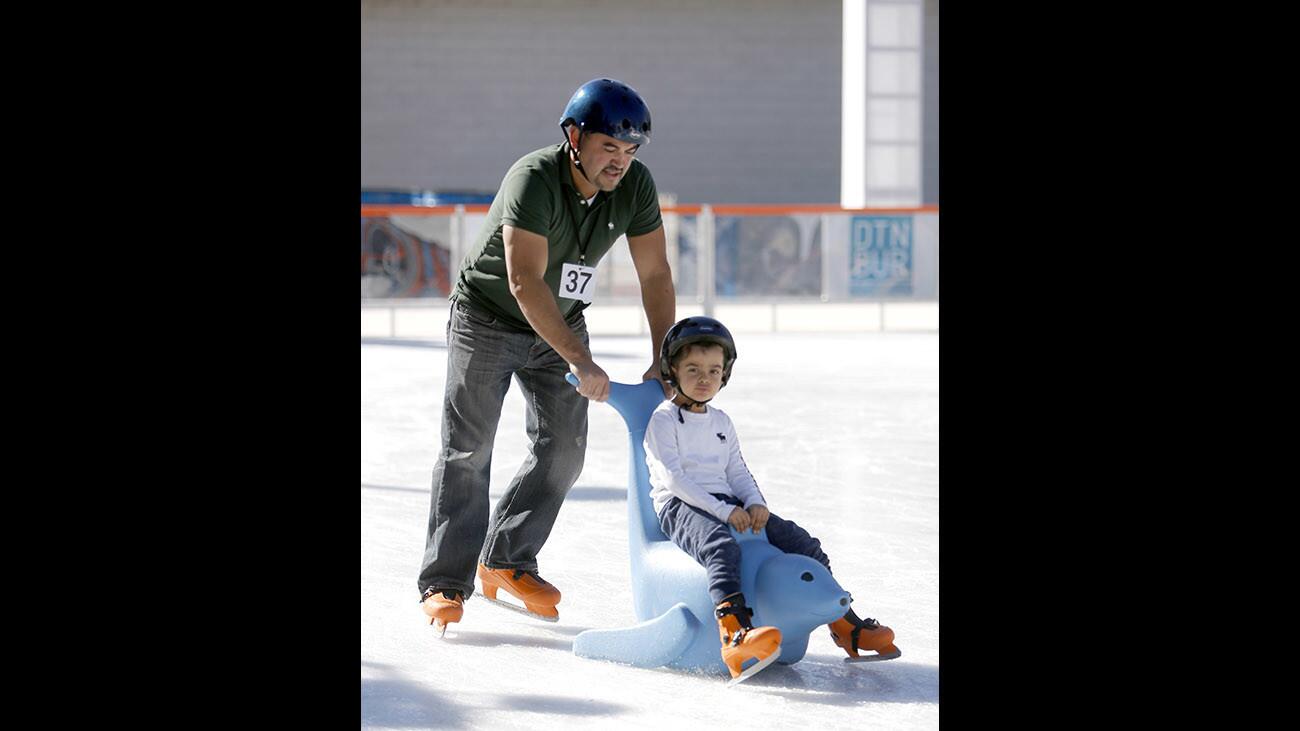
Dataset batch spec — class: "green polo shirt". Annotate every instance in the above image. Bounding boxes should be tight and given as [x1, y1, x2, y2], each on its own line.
[451, 143, 663, 332]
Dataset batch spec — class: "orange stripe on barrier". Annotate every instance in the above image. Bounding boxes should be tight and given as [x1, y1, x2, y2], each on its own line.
[691, 204, 939, 215]
[361, 204, 492, 216]
[660, 204, 703, 215]
[361, 203, 937, 217]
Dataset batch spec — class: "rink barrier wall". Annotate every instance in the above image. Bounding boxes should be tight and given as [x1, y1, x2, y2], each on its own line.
[360, 300, 937, 337]
[361, 203, 938, 335]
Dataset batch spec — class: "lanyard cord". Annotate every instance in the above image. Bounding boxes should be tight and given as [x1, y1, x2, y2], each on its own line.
[561, 142, 597, 265]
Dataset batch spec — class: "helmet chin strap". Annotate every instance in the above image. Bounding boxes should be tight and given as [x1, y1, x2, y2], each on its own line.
[680, 392, 712, 408]
[566, 129, 606, 191]
[567, 132, 583, 170]
[674, 388, 714, 423]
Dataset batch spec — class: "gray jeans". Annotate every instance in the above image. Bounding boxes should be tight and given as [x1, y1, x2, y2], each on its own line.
[418, 299, 589, 598]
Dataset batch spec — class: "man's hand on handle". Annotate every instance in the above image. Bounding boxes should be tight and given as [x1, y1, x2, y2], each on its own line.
[643, 365, 675, 399]
[569, 360, 611, 402]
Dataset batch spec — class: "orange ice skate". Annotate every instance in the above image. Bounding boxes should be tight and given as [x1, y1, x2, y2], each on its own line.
[715, 593, 782, 685]
[828, 608, 901, 662]
[475, 565, 561, 622]
[421, 588, 464, 637]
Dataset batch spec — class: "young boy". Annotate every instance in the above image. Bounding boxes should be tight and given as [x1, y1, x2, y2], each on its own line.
[643, 316, 899, 682]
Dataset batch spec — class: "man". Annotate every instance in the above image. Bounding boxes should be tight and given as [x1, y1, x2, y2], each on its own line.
[419, 78, 676, 633]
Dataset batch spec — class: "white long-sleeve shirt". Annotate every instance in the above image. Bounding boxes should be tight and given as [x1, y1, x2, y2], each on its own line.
[644, 401, 766, 523]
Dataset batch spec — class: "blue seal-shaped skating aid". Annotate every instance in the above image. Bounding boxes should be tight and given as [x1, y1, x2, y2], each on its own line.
[566, 375, 850, 675]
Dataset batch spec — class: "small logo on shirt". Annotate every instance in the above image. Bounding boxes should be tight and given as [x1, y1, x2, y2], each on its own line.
[717, 433, 726, 442]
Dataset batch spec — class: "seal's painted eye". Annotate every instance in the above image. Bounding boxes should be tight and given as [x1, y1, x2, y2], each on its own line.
[801, 572, 814, 582]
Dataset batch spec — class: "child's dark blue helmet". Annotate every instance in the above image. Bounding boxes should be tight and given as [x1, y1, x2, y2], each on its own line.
[660, 316, 737, 387]
[559, 78, 652, 145]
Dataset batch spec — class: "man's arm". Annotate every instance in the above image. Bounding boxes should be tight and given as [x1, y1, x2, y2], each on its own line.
[503, 224, 610, 401]
[627, 224, 676, 396]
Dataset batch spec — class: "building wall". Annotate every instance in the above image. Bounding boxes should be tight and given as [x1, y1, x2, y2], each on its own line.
[361, 0, 937, 205]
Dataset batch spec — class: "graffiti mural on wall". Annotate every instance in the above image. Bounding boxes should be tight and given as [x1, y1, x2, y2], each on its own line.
[360, 218, 454, 299]
[360, 190, 493, 299]
[713, 216, 823, 298]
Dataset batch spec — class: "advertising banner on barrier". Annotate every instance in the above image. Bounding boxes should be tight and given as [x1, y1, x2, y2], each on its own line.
[849, 215, 913, 296]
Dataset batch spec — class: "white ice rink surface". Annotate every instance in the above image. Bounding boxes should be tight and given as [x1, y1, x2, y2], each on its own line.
[362, 331, 938, 729]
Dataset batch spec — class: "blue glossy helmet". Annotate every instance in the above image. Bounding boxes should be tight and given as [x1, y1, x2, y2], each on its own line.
[559, 78, 652, 145]
[659, 316, 737, 388]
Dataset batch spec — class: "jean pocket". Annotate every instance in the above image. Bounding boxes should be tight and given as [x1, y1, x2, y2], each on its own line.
[455, 301, 497, 328]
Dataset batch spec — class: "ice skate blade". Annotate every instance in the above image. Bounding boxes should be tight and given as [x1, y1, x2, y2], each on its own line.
[726, 646, 782, 687]
[844, 646, 901, 663]
[472, 591, 559, 623]
[428, 614, 455, 638]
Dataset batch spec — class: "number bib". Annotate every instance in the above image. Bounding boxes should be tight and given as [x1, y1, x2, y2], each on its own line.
[559, 262, 597, 304]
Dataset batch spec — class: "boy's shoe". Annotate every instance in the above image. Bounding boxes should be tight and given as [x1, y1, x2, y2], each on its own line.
[828, 608, 901, 662]
[715, 593, 782, 684]
[421, 588, 464, 637]
[475, 564, 561, 622]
